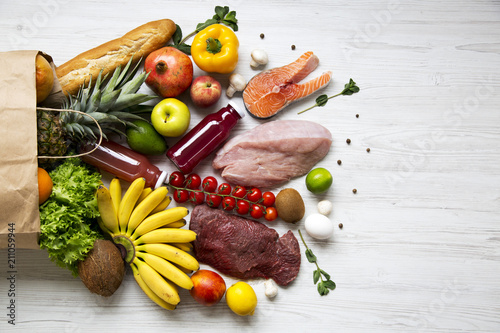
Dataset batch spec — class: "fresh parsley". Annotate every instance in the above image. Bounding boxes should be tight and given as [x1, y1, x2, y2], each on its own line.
[298, 78, 360, 114]
[298, 229, 336, 296]
[172, 5, 238, 55]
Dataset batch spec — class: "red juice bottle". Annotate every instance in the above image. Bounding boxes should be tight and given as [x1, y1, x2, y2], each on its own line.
[166, 103, 245, 174]
[80, 139, 168, 189]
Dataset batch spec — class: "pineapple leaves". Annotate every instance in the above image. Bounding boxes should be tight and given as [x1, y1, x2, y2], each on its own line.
[98, 89, 121, 112]
[102, 65, 122, 96]
[120, 72, 150, 96]
[70, 123, 87, 139]
[60, 54, 154, 143]
[108, 111, 145, 122]
[115, 56, 143, 90]
[84, 112, 122, 124]
[113, 93, 155, 111]
[124, 104, 154, 114]
[86, 89, 101, 113]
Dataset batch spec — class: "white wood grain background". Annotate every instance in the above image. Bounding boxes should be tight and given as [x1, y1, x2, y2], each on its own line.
[1, 0, 499, 332]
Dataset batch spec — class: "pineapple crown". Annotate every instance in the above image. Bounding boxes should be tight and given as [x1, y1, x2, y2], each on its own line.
[61, 56, 155, 141]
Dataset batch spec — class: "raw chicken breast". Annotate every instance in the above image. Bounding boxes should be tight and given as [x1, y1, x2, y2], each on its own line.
[212, 120, 332, 188]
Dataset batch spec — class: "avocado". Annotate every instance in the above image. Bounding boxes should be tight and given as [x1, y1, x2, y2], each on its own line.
[126, 119, 168, 155]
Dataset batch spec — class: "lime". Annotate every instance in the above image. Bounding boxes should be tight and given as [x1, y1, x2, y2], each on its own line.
[126, 119, 168, 155]
[226, 281, 257, 316]
[305, 167, 333, 194]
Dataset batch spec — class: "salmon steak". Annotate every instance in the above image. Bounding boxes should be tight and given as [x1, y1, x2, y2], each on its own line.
[243, 51, 332, 118]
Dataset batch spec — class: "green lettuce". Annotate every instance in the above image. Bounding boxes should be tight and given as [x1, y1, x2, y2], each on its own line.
[39, 158, 103, 276]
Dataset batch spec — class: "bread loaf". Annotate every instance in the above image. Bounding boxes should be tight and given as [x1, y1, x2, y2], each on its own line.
[56, 19, 176, 96]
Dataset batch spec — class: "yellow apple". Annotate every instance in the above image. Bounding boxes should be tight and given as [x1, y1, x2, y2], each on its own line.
[150, 98, 190, 137]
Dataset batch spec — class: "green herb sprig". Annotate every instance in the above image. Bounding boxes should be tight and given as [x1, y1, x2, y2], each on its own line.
[298, 229, 336, 296]
[172, 6, 238, 55]
[298, 78, 360, 114]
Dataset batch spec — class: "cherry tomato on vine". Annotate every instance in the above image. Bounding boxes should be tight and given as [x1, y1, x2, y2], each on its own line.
[232, 185, 247, 199]
[189, 191, 205, 205]
[173, 189, 189, 203]
[247, 188, 262, 203]
[169, 171, 185, 187]
[222, 196, 236, 211]
[235, 200, 250, 215]
[185, 173, 202, 190]
[250, 204, 264, 219]
[262, 191, 276, 207]
[206, 194, 222, 208]
[202, 176, 218, 193]
[217, 183, 232, 195]
[264, 207, 278, 221]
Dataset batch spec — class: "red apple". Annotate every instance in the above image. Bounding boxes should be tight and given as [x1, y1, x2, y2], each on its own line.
[144, 46, 193, 98]
[189, 269, 226, 306]
[190, 75, 222, 108]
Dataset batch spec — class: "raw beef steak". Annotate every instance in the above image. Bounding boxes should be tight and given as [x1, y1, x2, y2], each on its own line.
[189, 204, 301, 286]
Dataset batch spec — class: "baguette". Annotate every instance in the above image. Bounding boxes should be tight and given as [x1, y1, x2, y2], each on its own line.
[56, 19, 176, 96]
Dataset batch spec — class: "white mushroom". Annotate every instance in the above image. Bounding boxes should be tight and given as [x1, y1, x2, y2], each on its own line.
[264, 279, 278, 298]
[226, 73, 246, 98]
[250, 49, 269, 68]
[317, 200, 333, 215]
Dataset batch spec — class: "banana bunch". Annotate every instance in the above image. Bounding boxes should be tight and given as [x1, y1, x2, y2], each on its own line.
[96, 177, 198, 310]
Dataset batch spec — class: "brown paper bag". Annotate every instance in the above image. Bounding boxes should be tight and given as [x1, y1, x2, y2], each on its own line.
[0, 50, 63, 249]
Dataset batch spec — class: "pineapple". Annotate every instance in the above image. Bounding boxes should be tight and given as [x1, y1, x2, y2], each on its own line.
[37, 57, 155, 167]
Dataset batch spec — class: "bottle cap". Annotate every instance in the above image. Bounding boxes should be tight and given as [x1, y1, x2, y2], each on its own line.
[155, 170, 169, 189]
[228, 102, 246, 119]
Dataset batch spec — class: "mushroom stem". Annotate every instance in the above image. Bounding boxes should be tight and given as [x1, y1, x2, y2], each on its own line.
[226, 73, 247, 98]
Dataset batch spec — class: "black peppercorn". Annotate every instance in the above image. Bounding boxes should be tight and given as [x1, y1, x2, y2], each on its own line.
[337, 160, 342, 165]
[346, 138, 351, 144]
[352, 188, 357, 194]
[291, 44, 296, 50]
[260, 33, 265, 39]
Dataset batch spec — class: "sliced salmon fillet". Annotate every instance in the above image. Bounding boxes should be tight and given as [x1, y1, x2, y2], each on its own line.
[243, 51, 332, 118]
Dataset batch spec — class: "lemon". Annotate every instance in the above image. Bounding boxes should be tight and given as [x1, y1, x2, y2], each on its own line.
[126, 119, 168, 155]
[305, 167, 333, 194]
[225, 281, 257, 316]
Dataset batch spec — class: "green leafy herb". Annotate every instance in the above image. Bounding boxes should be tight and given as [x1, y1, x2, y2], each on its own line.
[172, 5, 238, 55]
[298, 78, 360, 114]
[39, 158, 103, 276]
[171, 24, 192, 55]
[298, 229, 336, 296]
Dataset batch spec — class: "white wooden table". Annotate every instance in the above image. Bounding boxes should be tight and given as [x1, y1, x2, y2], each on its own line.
[1, 1, 499, 332]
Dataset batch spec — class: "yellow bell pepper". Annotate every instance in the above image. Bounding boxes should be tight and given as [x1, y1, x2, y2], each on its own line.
[191, 24, 239, 74]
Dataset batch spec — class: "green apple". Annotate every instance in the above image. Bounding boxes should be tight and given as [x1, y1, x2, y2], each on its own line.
[151, 98, 190, 137]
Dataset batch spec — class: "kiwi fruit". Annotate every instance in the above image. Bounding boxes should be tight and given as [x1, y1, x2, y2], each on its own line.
[275, 188, 305, 223]
[78, 239, 125, 297]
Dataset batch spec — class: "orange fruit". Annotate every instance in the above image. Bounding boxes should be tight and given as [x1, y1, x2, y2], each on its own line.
[35, 54, 54, 104]
[38, 167, 53, 205]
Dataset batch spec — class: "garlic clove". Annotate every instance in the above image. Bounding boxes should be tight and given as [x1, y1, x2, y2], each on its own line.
[264, 279, 278, 298]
